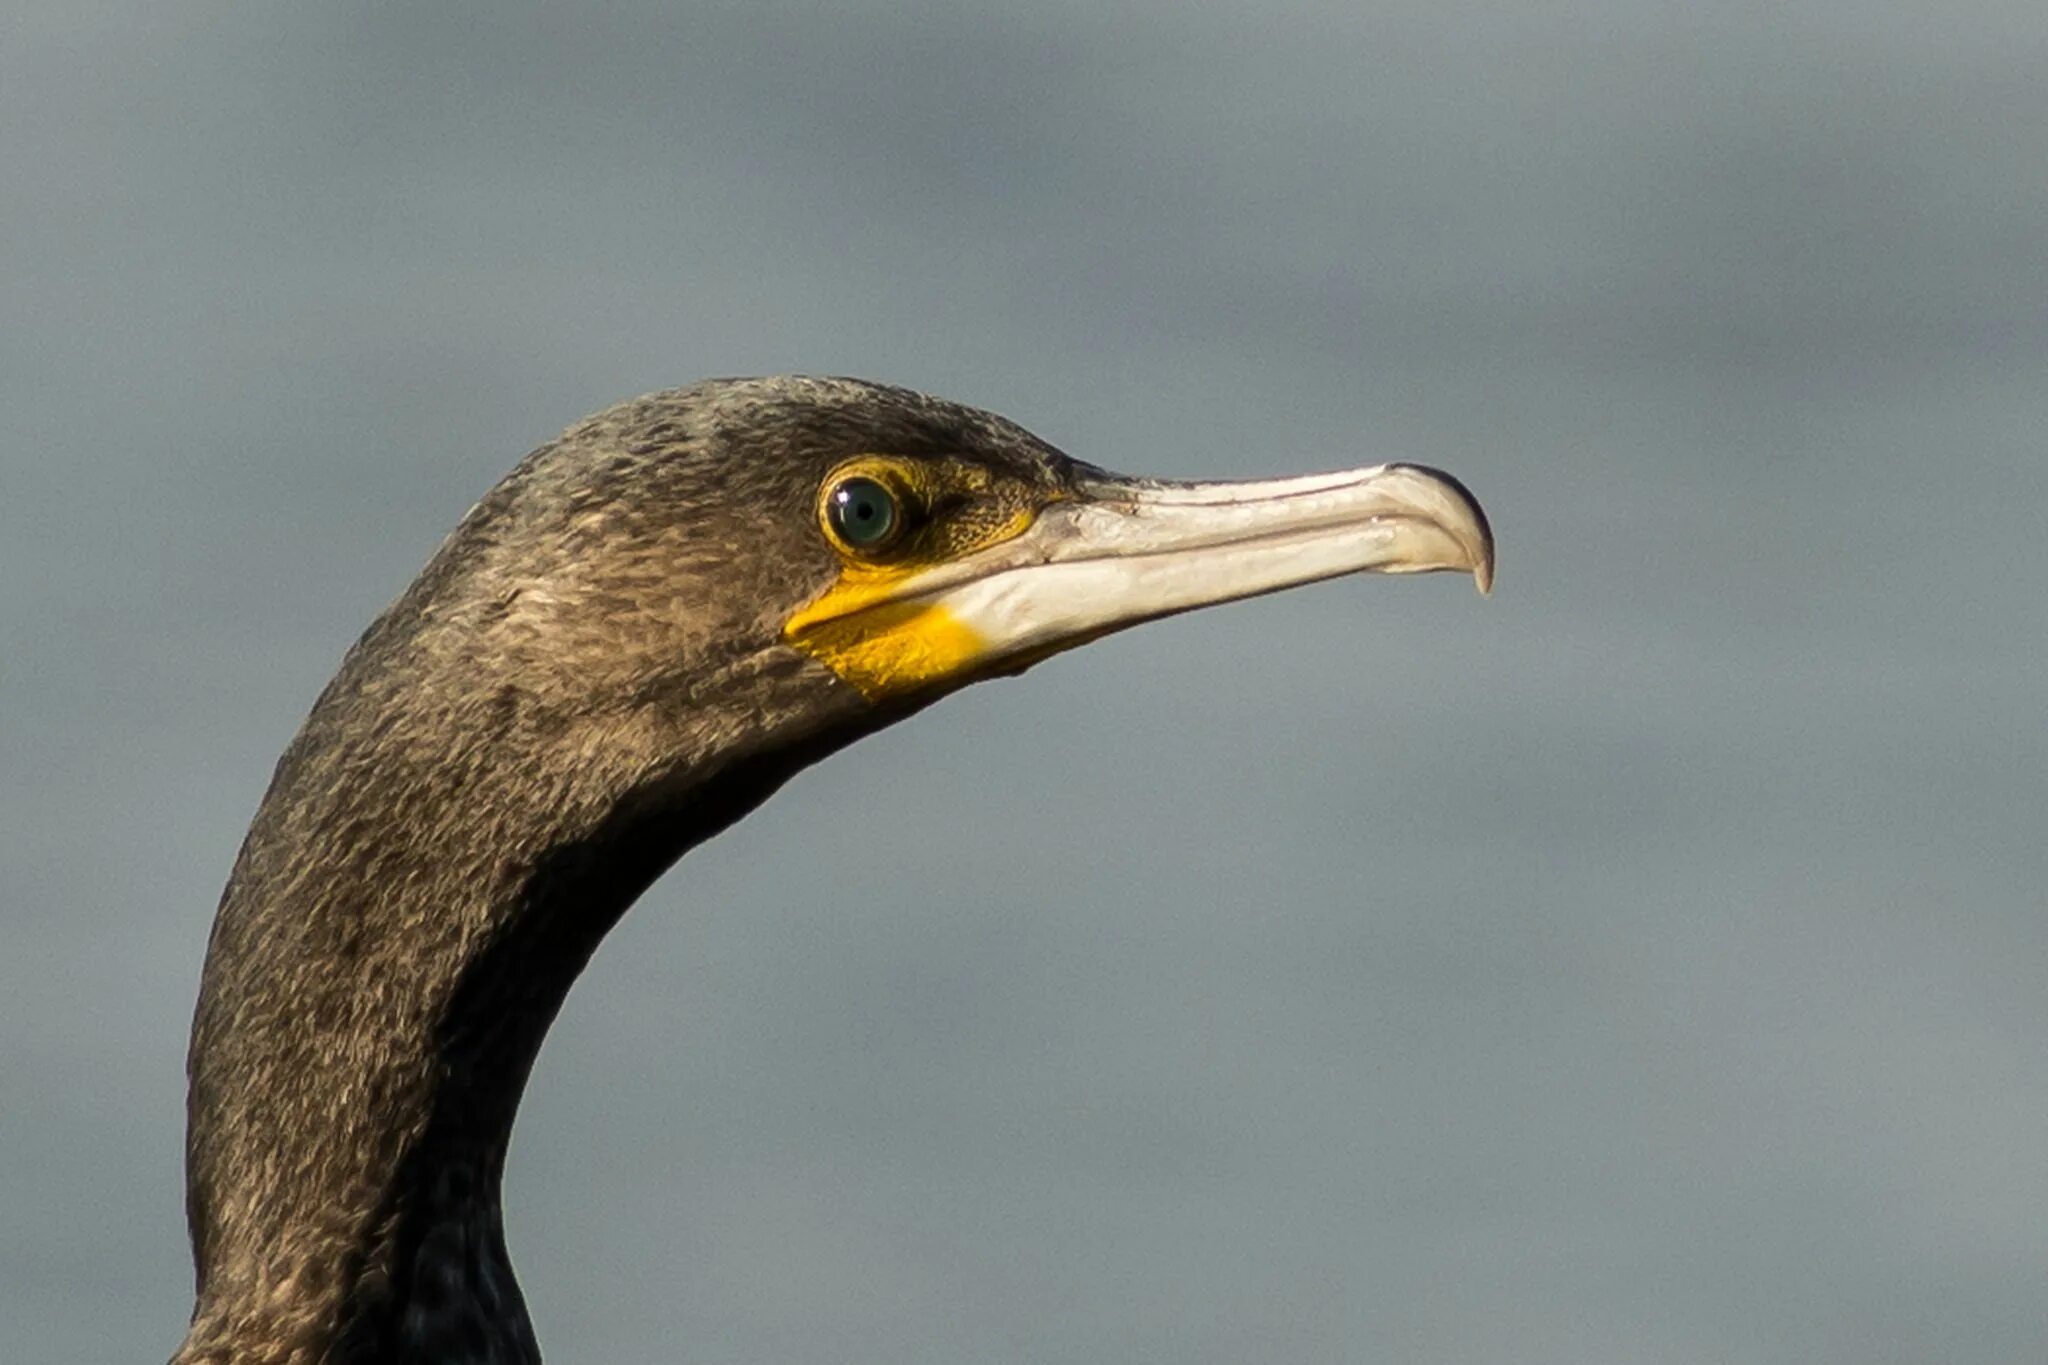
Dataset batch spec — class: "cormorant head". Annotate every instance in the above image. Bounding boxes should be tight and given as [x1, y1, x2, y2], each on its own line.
[404, 375, 1491, 780]
[176, 375, 1492, 1365]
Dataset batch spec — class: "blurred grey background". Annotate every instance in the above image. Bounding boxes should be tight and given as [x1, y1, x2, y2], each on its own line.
[5, 2, 2045, 1361]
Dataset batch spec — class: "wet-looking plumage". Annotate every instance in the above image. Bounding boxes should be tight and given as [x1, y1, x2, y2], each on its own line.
[174, 376, 1493, 1364]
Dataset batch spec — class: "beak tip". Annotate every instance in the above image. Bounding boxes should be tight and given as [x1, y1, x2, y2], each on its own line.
[1388, 462, 1494, 599]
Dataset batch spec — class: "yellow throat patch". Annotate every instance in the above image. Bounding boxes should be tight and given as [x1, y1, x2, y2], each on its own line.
[783, 573, 991, 699]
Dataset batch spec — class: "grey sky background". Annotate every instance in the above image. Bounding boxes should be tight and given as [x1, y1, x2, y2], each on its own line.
[5, 2, 2046, 1361]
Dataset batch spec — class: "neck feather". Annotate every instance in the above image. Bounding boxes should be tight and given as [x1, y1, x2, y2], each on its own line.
[175, 634, 870, 1365]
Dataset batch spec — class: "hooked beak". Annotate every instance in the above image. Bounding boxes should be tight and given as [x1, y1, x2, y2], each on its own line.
[787, 462, 1493, 698]
[1000, 460, 1491, 633]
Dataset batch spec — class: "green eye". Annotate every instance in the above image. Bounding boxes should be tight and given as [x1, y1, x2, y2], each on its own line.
[825, 476, 901, 551]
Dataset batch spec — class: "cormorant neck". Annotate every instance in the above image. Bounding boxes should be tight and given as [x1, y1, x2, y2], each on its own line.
[175, 633, 874, 1365]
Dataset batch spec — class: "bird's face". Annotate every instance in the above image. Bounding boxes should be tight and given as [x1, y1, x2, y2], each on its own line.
[475, 377, 1490, 748]
[761, 386, 1494, 704]
[780, 447, 1074, 696]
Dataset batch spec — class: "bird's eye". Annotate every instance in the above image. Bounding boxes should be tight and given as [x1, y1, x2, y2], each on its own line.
[824, 476, 902, 552]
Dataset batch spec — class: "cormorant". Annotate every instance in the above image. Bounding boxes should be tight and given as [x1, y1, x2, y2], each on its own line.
[174, 376, 1493, 1364]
